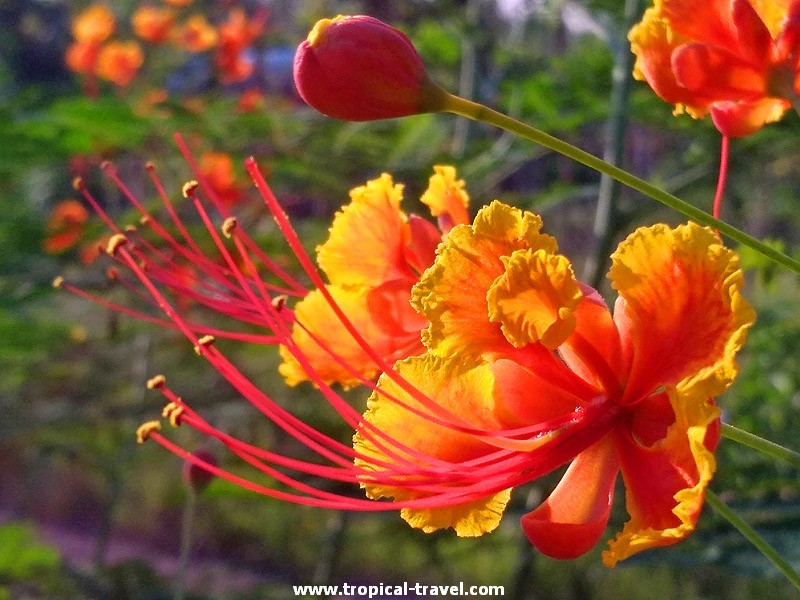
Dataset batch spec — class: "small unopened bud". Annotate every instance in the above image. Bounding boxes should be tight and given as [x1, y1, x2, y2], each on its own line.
[182, 449, 217, 493]
[293, 15, 448, 121]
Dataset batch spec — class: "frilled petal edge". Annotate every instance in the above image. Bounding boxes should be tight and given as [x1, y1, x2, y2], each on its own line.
[602, 388, 720, 567]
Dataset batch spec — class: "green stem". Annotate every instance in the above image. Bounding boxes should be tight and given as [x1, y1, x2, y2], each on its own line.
[175, 487, 196, 600]
[437, 92, 800, 276]
[721, 423, 800, 469]
[706, 490, 800, 590]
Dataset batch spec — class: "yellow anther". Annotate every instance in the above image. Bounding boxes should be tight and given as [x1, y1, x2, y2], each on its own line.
[222, 217, 237, 238]
[145, 161, 155, 171]
[106, 233, 128, 255]
[182, 180, 199, 198]
[146, 374, 166, 389]
[124, 224, 137, 233]
[136, 420, 161, 443]
[139, 215, 151, 226]
[72, 177, 83, 191]
[271, 294, 288, 311]
[194, 335, 215, 354]
[162, 401, 184, 426]
[52, 276, 64, 289]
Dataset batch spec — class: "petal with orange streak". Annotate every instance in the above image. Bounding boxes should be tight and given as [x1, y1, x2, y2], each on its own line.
[659, 0, 738, 51]
[72, 4, 116, 43]
[317, 173, 415, 287]
[412, 200, 557, 361]
[672, 44, 766, 99]
[749, 0, 791, 38]
[602, 388, 720, 567]
[609, 222, 754, 404]
[559, 286, 628, 395]
[279, 283, 425, 387]
[710, 97, 790, 137]
[628, 7, 714, 117]
[420, 165, 470, 232]
[521, 434, 619, 559]
[354, 354, 511, 536]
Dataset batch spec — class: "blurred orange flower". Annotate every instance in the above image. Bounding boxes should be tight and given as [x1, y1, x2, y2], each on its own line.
[71, 3, 115, 43]
[66, 41, 102, 74]
[44, 200, 89, 254]
[65, 3, 116, 77]
[132, 5, 175, 44]
[630, 0, 800, 137]
[96, 41, 144, 87]
[216, 9, 265, 84]
[237, 88, 265, 112]
[175, 15, 218, 53]
[198, 152, 243, 207]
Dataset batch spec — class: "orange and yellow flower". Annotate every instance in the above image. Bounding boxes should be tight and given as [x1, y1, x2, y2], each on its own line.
[198, 152, 244, 208]
[355, 201, 754, 564]
[65, 3, 116, 76]
[279, 166, 470, 388]
[215, 9, 265, 84]
[630, 0, 800, 137]
[63, 153, 753, 567]
[175, 15, 218, 53]
[96, 41, 144, 87]
[71, 3, 116, 44]
[132, 5, 175, 44]
[43, 200, 89, 254]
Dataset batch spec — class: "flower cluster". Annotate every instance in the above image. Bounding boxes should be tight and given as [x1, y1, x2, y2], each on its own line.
[66, 4, 143, 90]
[66, 2, 267, 97]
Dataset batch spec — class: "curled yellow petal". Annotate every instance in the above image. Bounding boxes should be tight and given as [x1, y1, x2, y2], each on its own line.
[354, 354, 509, 536]
[488, 248, 582, 349]
[317, 173, 411, 287]
[412, 200, 557, 360]
[609, 221, 755, 403]
[401, 489, 511, 537]
[279, 284, 425, 388]
[420, 165, 470, 231]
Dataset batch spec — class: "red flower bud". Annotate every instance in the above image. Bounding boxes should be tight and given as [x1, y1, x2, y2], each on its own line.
[182, 449, 217, 493]
[293, 15, 447, 121]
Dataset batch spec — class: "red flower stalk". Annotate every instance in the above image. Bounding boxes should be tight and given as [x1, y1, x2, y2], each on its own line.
[293, 15, 449, 120]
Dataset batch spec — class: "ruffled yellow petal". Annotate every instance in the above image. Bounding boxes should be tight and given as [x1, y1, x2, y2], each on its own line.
[420, 165, 470, 231]
[317, 173, 414, 287]
[354, 354, 509, 536]
[401, 489, 511, 537]
[412, 200, 557, 360]
[487, 248, 582, 349]
[602, 387, 719, 567]
[609, 222, 755, 403]
[279, 283, 425, 387]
